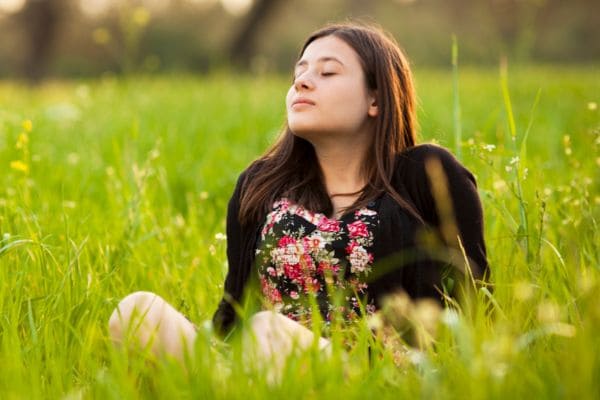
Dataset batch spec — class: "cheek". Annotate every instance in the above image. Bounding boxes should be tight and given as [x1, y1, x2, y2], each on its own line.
[330, 84, 370, 117]
[285, 86, 294, 109]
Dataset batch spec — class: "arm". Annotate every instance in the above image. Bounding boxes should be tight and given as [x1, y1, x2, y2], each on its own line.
[212, 170, 247, 337]
[402, 144, 489, 288]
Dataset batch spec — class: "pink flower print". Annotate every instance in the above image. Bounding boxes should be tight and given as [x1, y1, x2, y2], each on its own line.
[356, 281, 368, 293]
[300, 253, 315, 271]
[260, 276, 282, 303]
[348, 244, 372, 274]
[272, 288, 282, 302]
[317, 261, 330, 274]
[304, 277, 321, 293]
[318, 216, 340, 232]
[287, 312, 298, 321]
[278, 198, 290, 212]
[284, 263, 302, 281]
[301, 237, 311, 252]
[260, 276, 268, 294]
[272, 236, 303, 266]
[347, 220, 369, 238]
[278, 235, 296, 247]
[317, 261, 340, 275]
[303, 235, 324, 253]
[271, 243, 301, 266]
[261, 221, 275, 237]
[290, 290, 300, 300]
[345, 240, 359, 254]
[356, 208, 377, 217]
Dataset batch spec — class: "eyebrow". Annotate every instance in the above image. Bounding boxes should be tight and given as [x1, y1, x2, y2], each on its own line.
[295, 56, 345, 69]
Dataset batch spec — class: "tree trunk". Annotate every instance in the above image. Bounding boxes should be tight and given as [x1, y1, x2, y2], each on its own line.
[19, 0, 63, 83]
[228, 0, 283, 69]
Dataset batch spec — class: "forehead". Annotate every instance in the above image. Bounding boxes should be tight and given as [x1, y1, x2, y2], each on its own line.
[296, 35, 361, 68]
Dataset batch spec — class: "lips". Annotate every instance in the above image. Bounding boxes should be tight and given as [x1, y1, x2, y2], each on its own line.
[292, 97, 316, 106]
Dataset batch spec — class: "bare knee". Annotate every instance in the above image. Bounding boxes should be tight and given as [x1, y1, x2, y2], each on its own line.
[249, 311, 277, 329]
[248, 311, 330, 353]
[108, 291, 163, 343]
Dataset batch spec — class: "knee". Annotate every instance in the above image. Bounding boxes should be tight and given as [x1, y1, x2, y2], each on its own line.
[249, 310, 274, 324]
[108, 291, 162, 342]
[248, 311, 280, 333]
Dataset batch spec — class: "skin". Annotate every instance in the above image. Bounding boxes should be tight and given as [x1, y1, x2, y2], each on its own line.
[285, 35, 379, 218]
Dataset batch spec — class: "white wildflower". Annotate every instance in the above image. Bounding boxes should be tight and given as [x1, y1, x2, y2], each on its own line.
[62, 201, 77, 209]
[67, 153, 80, 165]
[441, 308, 459, 328]
[214, 232, 226, 241]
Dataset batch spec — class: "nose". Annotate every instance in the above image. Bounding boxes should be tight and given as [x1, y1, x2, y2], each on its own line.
[293, 73, 314, 91]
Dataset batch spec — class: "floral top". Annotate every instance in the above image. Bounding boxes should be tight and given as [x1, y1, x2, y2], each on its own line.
[255, 198, 380, 327]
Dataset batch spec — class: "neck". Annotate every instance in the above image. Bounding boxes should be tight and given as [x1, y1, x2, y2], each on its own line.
[311, 134, 370, 197]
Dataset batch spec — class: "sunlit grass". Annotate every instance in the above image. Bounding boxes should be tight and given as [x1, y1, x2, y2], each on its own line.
[0, 66, 598, 399]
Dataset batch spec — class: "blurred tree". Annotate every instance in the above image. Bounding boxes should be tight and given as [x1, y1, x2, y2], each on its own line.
[489, 0, 545, 62]
[228, 0, 284, 68]
[16, 0, 67, 83]
[0, 0, 598, 79]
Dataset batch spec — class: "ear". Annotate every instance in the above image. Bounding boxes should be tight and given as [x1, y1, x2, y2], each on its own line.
[367, 91, 378, 117]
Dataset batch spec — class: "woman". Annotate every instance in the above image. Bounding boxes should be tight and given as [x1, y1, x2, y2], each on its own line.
[109, 22, 488, 366]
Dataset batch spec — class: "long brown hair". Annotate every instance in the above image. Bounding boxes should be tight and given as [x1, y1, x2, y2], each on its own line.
[239, 22, 419, 227]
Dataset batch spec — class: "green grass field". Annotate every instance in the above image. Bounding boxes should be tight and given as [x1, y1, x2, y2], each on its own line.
[0, 65, 598, 399]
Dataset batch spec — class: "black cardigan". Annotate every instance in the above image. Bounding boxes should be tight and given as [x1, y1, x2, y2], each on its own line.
[212, 144, 489, 336]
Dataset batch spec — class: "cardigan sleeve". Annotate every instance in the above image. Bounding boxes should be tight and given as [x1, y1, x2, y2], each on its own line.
[212, 170, 247, 337]
[400, 144, 489, 285]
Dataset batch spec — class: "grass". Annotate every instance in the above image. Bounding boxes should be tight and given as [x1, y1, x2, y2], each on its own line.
[0, 65, 599, 399]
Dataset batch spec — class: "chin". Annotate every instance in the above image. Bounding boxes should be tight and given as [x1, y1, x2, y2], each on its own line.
[289, 125, 321, 141]
[290, 129, 315, 143]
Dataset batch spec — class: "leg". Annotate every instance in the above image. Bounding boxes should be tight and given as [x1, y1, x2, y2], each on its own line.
[108, 291, 197, 361]
[245, 311, 331, 382]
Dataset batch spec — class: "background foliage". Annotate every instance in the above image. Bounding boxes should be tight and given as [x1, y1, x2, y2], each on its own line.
[0, 65, 598, 398]
[0, 0, 599, 81]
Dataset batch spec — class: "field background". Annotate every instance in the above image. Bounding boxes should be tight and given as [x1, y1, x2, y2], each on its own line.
[0, 66, 599, 399]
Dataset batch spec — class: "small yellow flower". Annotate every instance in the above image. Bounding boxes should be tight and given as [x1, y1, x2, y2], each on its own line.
[10, 160, 29, 173]
[22, 120, 33, 132]
[15, 132, 28, 149]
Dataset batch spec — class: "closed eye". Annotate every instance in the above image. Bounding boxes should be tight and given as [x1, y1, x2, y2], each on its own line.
[321, 72, 336, 76]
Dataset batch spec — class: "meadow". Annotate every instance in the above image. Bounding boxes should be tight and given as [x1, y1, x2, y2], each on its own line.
[0, 65, 598, 399]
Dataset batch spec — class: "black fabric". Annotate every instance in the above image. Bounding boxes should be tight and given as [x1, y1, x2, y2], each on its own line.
[212, 144, 489, 337]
